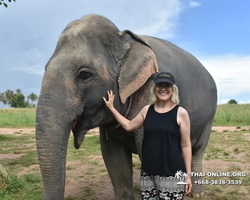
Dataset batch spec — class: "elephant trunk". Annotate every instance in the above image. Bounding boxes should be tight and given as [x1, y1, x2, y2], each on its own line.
[36, 95, 73, 200]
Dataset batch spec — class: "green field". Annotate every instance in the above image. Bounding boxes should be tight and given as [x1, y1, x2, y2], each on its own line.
[0, 108, 36, 128]
[1, 104, 250, 127]
[213, 104, 250, 126]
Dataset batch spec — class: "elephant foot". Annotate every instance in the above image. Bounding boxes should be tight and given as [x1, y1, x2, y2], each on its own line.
[187, 191, 205, 198]
[189, 176, 204, 198]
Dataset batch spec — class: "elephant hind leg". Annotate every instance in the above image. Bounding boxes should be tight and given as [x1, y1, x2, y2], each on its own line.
[99, 127, 135, 200]
[190, 117, 214, 198]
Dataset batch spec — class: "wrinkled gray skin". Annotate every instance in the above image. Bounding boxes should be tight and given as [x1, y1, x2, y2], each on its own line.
[36, 14, 217, 200]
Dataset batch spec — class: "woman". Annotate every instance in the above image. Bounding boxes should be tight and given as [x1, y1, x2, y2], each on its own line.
[103, 72, 192, 200]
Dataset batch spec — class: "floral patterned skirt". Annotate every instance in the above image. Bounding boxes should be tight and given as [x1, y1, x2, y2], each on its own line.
[140, 170, 185, 200]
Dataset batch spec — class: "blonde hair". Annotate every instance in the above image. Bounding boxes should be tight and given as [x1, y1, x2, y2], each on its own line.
[150, 84, 180, 104]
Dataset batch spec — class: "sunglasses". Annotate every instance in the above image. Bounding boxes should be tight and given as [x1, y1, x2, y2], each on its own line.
[156, 82, 172, 88]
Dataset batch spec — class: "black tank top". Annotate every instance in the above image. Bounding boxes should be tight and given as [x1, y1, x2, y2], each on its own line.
[141, 104, 186, 176]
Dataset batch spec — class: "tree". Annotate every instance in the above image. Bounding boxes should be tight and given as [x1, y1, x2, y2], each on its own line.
[0, 90, 14, 106]
[5, 89, 14, 104]
[11, 93, 29, 108]
[28, 92, 38, 108]
[0, 0, 16, 8]
[228, 99, 237, 104]
[0, 89, 38, 108]
[16, 88, 22, 94]
[0, 93, 7, 104]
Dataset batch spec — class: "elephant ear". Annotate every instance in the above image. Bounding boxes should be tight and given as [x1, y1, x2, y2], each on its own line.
[117, 30, 159, 104]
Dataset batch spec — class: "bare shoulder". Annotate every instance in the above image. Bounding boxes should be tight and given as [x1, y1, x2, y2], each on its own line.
[140, 105, 151, 119]
[177, 106, 190, 125]
[178, 106, 189, 116]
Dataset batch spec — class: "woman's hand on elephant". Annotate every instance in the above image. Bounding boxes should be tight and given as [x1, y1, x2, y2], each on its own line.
[103, 90, 115, 110]
[185, 177, 192, 195]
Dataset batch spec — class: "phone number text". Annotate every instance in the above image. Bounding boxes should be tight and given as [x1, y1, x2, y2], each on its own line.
[194, 180, 242, 185]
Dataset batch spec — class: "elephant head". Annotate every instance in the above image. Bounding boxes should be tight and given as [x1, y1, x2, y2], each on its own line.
[36, 14, 158, 199]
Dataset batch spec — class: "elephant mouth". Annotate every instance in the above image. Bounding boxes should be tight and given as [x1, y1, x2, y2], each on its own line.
[72, 118, 77, 132]
[72, 117, 89, 149]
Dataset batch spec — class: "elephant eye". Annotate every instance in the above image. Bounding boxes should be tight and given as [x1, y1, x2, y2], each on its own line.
[77, 69, 93, 80]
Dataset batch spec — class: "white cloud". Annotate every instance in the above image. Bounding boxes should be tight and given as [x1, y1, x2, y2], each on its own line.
[238, 100, 250, 104]
[200, 54, 250, 99]
[11, 64, 44, 75]
[106, 0, 183, 38]
[190, 1, 201, 8]
[221, 99, 230, 104]
[24, 49, 42, 58]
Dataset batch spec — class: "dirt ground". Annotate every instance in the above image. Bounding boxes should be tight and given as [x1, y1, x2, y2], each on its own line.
[0, 126, 249, 200]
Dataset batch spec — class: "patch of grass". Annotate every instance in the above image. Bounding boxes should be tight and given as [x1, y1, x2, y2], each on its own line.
[205, 130, 250, 162]
[205, 153, 212, 160]
[0, 176, 8, 195]
[134, 183, 140, 192]
[205, 185, 222, 197]
[9, 151, 38, 167]
[0, 173, 43, 200]
[14, 150, 22, 154]
[242, 177, 250, 186]
[228, 166, 242, 171]
[228, 189, 246, 196]
[233, 147, 240, 153]
[203, 129, 250, 199]
[67, 188, 96, 200]
[132, 154, 141, 169]
[88, 160, 99, 165]
[0, 134, 15, 142]
[205, 184, 247, 200]
[134, 183, 141, 199]
[0, 175, 24, 196]
[84, 188, 95, 196]
[67, 165, 73, 170]
[99, 169, 106, 172]
[223, 151, 229, 156]
[24, 174, 41, 183]
[204, 147, 223, 159]
[223, 158, 241, 162]
[67, 135, 101, 160]
[65, 196, 77, 200]
[85, 169, 95, 175]
[0, 149, 14, 154]
[0, 134, 35, 144]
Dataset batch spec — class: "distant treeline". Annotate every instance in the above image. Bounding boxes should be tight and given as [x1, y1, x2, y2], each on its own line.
[0, 89, 38, 108]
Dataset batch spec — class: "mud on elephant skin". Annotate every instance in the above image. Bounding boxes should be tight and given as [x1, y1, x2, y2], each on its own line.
[36, 14, 217, 200]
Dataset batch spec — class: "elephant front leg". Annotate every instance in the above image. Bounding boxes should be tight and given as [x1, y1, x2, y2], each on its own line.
[99, 127, 135, 200]
[190, 155, 205, 198]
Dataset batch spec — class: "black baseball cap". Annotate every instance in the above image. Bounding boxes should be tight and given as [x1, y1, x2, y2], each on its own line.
[154, 72, 175, 85]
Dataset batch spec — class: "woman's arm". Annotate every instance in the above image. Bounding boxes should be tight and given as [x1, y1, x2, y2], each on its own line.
[178, 107, 192, 194]
[103, 90, 148, 132]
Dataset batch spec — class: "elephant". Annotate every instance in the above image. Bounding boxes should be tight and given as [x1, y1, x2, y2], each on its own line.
[36, 14, 217, 200]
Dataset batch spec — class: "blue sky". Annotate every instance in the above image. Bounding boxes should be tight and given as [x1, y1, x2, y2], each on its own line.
[0, 0, 249, 108]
